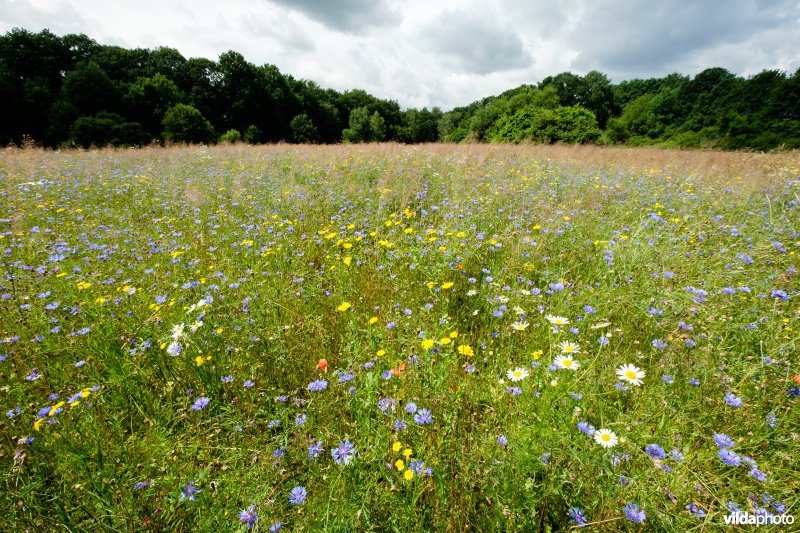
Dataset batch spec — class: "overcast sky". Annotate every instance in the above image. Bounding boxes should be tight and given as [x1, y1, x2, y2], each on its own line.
[2, 0, 799, 109]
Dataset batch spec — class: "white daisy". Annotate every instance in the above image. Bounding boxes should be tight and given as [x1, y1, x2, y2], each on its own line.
[554, 354, 580, 370]
[594, 428, 619, 448]
[616, 364, 645, 386]
[511, 321, 529, 331]
[557, 341, 581, 354]
[545, 314, 570, 325]
[171, 323, 186, 341]
[506, 367, 529, 382]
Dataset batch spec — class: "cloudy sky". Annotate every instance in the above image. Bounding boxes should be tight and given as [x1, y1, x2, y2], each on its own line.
[2, 0, 799, 109]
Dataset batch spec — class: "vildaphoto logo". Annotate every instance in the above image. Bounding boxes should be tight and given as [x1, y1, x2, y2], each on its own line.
[724, 512, 795, 526]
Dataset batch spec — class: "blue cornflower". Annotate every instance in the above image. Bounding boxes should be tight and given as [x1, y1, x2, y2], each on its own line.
[308, 440, 324, 460]
[220, 375, 233, 383]
[243, 379, 254, 388]
[713, 433, 734, 448]
[577, 421, 595, 436]
[497, 434, 508, 446]
[644, 444, 666, 459]
[623, 503, 646, 523]
[180, 481, 201, 501]
[568, 507, 587, 526]
[651, 338, 668, 349]
[662, 374, 674, 384]
[289, 486, 307, 504]
[394, 418, 407, 431]
[337, 371, 354, 383]
[750, 467, 767, 481]
[307, 379, 328, 391]
[414, 408, 433, 425]
[269, 522, 282, 532]
[724, 393, 743, 407]
[597, 336, 609, 346]
[294, 413, 307, 426]
[191, 397, 210, 411]
[405, 402, 418, 414]
[239, 505, 257, 529]
[134, 481, 151, 490]
[331, 440, 357, 465]
[670, 449, 684, 462]
[686, 502, 706, 518]
[273, 446, 286, 459]
[718, 448, 741, 466]
[506, 386, 522, 396]
[688, 378, 701, 386]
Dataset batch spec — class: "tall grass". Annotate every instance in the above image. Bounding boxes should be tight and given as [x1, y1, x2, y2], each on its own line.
[1, 144, 798, 531]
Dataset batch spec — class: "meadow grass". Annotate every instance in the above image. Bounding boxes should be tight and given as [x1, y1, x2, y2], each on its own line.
[0, 143, 798, 531]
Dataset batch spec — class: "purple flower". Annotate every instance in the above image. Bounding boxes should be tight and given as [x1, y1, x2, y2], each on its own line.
[713, 433, 734, 448]
[239, 505, 258, 528]
[750, 467, 767, 481]
[414, 408, 433, 425]
[331, 440, 357, 465]
[180, 481, 201, 501]
[497, 434, 508, 446]
[134, 481, 151, 490]
[294, 413, 307, 426]
[308, 440, 324, 460]
[577, 421, 595, 436]
[724, 393, 743, 407]
[289, 486, 307, 504]
[568, 507, 587, 526]
[405, 402, 418, 414]
[686, 502, 706, 518]
[337, 371, 354, 383]
[307, 379, 328, 391]
[662, 374, 674, 384]
[644, 444, 666, 459]
[718, 448, 741, 466]
[651, 338, 668, 349]
[243, 379, 254, 388]
[220, 375, 233, 383]
[25, 368, 41, 381]
[191, 397, 210, 411]
[269, 522, 282, 532]
[393, 418, 407, 431]
[623, 503, 646, 523]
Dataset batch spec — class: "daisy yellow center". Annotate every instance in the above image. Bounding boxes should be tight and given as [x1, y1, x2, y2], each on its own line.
[564, 346, 575, 353]
[601, 434, 611, 441]
[563, 360, 573, 367]
[513, 371, 523, 378]
[625, 370, 637, 379]
[555, 319, 565, 324]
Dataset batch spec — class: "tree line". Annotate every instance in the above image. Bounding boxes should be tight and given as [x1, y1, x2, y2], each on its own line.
[2, 28, 798, 150]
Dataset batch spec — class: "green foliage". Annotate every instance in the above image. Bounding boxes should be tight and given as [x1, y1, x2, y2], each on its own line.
[343, 106, 386, 143]
[290, 113, 319, 143]
[494, 105, 601, 144]
[243, 124, 262, 144]
[161, 103, 214, 143]
[68, 112, 149, 147]
[218, 128, 241, 144]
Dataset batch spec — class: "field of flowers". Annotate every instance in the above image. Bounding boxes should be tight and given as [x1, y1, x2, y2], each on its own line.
[1, 144, 798, 531]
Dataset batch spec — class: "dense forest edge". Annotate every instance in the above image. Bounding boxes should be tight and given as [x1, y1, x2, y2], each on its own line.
[2, 28, 799, 150]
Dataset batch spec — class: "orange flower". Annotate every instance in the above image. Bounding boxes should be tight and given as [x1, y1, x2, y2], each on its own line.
[317, 359, 328, 373]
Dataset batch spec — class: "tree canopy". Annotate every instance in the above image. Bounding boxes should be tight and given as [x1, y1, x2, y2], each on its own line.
[1, 28, 798, 150]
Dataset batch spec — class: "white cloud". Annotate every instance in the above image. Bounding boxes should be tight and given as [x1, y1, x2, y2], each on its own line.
[1, 0, 797, 108]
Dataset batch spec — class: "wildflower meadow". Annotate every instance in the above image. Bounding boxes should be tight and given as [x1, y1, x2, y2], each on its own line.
[1, 143, 798, 530]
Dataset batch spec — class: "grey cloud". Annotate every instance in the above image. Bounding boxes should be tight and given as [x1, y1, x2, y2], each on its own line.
[0, 0, 88, 34]
[421, 9, 532, 75]
[568, 0, 799, 76]
[265, 0, 400, 33]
